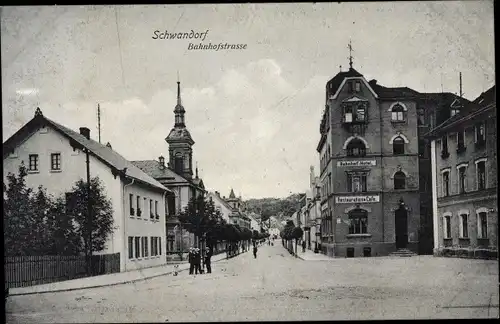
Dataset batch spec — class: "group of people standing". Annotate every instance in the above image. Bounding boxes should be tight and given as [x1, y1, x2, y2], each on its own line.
[188, 246, 213, 275]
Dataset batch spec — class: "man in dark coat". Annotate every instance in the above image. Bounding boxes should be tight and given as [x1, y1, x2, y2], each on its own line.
[205, 246, 213, 274]
[194, 248, 202, 274]
[188, 247, 195, 275]
[253, 244, 258, 259]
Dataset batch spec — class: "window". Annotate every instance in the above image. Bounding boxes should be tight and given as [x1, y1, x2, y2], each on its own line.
[159, 237, 162, 255]
[50, 153, 61, 171]
[394, 171, 406, 190]
[475, 123, 486, 146]
[155, 200, 159, 219]
[174, 153, 183, 173]
[391, 104, 406, 122]
[143, 236, 149, 257]
[346, 138, 366, 157]
[129, 194, 135, 215]
[137, 196, 141, 217]
[458, 166, 467, 193]
[441, 135, 449, 158]
[355, 81, 361, 92]
[477, 212, 488, 239]
[150, 199, 154, 219]
[134, 236, 141, 258]
[442, 171, 450, 197]
[348, 81, 354, 93]
[28, 154, 39, 171]
[393, 136, 405, 155]
[346, 172, 367, 192]
[348, 208, 368, 234]
[443, 215, 451, 239]
[144, 197, 148, 216]
[457, 130, 466, 153]
[128, 237, 134, 259]
[476, 160, 486, 190]
[342, 102, 367, 123]
[459, 214, 468, 238]
[450, 107, 460, 117]
[417, 108, 425, 126]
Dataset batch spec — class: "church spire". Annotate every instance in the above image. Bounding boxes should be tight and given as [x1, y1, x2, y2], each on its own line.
[174, 78, 186, 127]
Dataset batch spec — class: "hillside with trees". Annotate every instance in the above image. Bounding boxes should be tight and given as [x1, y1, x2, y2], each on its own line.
[244, 193, 305, 222]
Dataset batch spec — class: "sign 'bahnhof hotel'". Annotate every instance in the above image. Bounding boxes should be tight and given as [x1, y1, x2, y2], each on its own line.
[316, 60, 467, 258]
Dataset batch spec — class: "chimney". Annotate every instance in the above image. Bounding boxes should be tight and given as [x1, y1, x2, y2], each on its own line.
[159, 156, 165, 169]
[106, 142, 112, 149]
[369, 79, 377, 86]
[79, 127, 90, 140]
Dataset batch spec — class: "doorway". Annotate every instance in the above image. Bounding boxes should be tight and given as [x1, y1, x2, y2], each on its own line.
[395, 206, 408, 249]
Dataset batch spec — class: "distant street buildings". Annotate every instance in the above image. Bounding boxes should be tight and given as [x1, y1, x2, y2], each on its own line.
[426, 85, 497, 259]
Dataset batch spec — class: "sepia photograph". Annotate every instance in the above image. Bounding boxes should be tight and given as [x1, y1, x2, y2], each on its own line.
[2, 1, 498, 322]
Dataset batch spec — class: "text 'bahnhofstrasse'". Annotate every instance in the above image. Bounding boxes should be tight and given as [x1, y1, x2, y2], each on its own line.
[152, 30, 248, 51]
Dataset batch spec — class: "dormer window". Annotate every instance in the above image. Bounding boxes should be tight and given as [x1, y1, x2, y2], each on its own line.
[355, 81, 361, 92]
[390, 103, 406, 123]
[450, 108, 460, 117]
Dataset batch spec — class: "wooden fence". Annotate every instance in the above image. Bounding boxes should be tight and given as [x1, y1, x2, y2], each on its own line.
[4, 253, 120, 288]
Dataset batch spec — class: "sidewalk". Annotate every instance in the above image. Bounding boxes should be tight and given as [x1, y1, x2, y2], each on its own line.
[295, 248, 333, 261]
[9, 251, 243, 296]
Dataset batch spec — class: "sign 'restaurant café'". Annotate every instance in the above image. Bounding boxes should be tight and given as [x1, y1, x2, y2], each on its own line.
[335, 195, 380, 204]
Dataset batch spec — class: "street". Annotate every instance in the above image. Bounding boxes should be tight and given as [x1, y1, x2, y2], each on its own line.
[5, 243, 499, 322]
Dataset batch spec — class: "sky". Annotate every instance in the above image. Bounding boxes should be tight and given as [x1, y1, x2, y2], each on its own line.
[1, 2, 495, 199]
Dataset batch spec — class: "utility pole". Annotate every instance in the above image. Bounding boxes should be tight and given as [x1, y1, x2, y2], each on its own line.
[459, 72, 463, 98]
[86, 147, 93, 276]
[97, 103, 101, 144]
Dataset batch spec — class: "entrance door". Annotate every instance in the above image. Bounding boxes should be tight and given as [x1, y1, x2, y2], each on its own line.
[395, 207, 408, 249]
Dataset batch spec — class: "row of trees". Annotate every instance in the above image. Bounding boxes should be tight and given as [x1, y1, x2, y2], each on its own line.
[279, 220, 303, 256]
[178, 195, 269, 252]
[4, 163, 114, 257]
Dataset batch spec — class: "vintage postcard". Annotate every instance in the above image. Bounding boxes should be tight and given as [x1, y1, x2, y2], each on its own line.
[2, 2, 497, 322]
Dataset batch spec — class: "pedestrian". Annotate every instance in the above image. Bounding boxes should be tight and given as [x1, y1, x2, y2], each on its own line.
[205, 246, 213, 274]
[302, 240, 306, 253]
[194, 248, 202, 274]
[188, 247, 195, 275]
[253, 244, 258, 259]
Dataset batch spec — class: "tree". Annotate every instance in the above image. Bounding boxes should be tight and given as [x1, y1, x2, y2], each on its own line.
[4, 163, 37, 256]
[292, 227, 304, 256]
[67, 177, 114, 255]
[178, 195, 224, 248]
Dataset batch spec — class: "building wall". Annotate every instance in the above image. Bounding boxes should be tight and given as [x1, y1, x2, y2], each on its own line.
[432, 110, 497, 257]
[2, 125, 168, 271]
[322, 79, 422, 257]
[207, 192, 232, 223]
[124, 183, 166, 271]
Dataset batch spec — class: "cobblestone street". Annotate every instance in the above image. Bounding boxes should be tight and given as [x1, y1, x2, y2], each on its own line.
[5, 243, 499, 322]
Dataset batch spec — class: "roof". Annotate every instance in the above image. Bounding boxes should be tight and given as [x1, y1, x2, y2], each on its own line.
[3, 110, 170, 192]
[326, 68, 363, 99]
[207, 191, 233, 211]
[131, 160, 205, 191]
[368, 81, 420, 98]
[425, 85, 496, 138]
[165, 127, 194, 144]
[132, 160, 188, 182]
[229, 188, 236, 198]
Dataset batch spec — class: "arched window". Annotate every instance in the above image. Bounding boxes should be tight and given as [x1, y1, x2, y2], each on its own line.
[391, 104, 406, 122]
[346, 138, 366, 157]
[393, 136, 405, 155]
[348, 208, 368, 234]
[394, 171, 406, 189]
[174, 153, 183, 174]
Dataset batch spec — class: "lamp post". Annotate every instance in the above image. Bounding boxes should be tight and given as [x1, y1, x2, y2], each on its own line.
[85, 147, 93, 276]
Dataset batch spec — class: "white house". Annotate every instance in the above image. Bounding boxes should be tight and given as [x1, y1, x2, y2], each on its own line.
[3, 108, 171, 272]
[207, 191, 233, 223]
[247, 213, 260, 232]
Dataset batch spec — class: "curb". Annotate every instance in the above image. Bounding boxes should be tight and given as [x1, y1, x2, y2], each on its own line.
[9, 252, 246, 296]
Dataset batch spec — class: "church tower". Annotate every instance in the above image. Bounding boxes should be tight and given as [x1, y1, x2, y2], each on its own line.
[166, 80, 195, 180]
